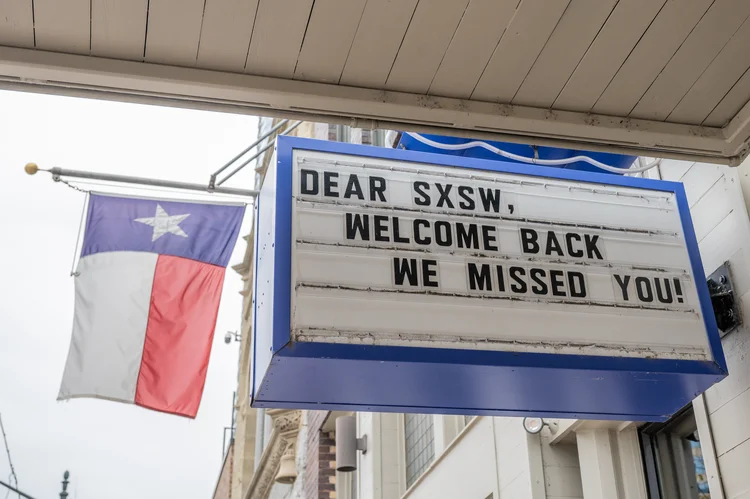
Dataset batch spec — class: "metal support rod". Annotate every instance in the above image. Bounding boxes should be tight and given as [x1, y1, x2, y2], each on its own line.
[217, 120, 302, 186]
[209, 119, 289, 189]
[0, 479, 36, 499]
[26, 164, 258, 197]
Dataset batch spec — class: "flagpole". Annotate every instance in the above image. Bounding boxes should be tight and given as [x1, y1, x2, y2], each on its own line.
[25, 164, 259, 198]
[0, 479, 35, 499]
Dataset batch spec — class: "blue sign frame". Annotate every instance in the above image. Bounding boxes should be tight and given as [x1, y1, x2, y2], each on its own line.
[251, 136, 727, 421]
[397, 132, 637, 174]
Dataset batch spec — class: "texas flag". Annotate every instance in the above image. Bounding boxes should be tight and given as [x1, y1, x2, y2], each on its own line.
[58, 193, 244, 418]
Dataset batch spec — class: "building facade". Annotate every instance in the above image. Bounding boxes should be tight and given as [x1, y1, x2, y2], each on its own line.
[213, 120, 391, 499]
[216, 116, 750, 499]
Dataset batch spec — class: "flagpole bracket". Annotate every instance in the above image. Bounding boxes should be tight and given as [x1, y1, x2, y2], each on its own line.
[28, 164, 259, 198]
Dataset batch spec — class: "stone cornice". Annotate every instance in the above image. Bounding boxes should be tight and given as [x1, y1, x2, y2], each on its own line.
[244, 429, 282, 499]
[243, 409, 303, 498]
[268, 409, 302, 485]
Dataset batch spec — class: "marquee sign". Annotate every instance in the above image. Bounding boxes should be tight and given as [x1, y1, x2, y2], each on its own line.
[251, 136, 727, 421]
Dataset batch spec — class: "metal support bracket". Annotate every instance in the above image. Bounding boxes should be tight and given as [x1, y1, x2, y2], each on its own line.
[707, 263, 741, 336]
[356, 435, 367, 455]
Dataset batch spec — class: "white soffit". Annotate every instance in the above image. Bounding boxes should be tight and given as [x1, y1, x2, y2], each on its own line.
[1, 0, 750, 164]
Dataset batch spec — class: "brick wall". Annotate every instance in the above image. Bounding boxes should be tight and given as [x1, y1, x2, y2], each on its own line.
[303, 411, 338, 499]
[319, 430, 337, 498]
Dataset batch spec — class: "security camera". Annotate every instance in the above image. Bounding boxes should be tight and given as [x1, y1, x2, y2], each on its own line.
[224, 331, 241, 344]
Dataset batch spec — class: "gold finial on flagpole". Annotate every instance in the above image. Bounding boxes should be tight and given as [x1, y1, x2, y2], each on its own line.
[24, 163, 39, 175]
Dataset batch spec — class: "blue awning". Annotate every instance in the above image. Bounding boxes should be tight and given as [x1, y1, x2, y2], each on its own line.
[397, 133, 637, 175]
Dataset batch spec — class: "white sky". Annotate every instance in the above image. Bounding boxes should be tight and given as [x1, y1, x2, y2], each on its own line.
[0, 89, 258, 498]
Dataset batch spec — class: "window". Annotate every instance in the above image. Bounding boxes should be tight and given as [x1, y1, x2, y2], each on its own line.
[372, 129, 387, 147]
[361, 128, 387, 146]
[329, 124, 351, 143]
[361, 129, 372, 145]
[404, 413, 435, 487]
[640, 406, 712, 499]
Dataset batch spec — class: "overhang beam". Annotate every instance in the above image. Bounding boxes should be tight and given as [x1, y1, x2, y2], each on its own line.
[1, 46, 748, 165]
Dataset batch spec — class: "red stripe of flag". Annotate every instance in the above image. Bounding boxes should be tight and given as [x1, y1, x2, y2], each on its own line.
[135, 255, 225, 418]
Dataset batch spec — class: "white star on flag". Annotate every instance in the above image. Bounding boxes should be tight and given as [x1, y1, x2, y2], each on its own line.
[135, 204, 190, 241]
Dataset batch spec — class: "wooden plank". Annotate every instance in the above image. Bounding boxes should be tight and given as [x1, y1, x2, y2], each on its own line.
[692, 174, 732, 242]
[553, 0, 666, 112]
[528, 434, 547, 499]
[697, 210, 750, 291]
[717, 439, 750, 497]
[576, 430, 620, 499]
[548, 420, 583, 445]
[668, 17, 750, 124]
[428, 0, 518, 99]
[385, 0, 470, 94]
[705, 320, 750, 414]
[724, 241, 750, 299]
[145, 0, 205, 66]
[0, 0, 34, 48]
[680, 163, 723, 207]
[544, 459, 584, 497]
[513, 0, 617, 108]
[293, 0, 368, 84]
[593, 0, 713, 116]
[658, 159, 695, 182]
[197, 0, 259, 72]
[244, 0, 314, 78]
[707, 387, 750, 457]
[700, 211, 750, 283]
[630, 0, 750, 121]
[541, 440, 580, 469]
[33, 0, 90, 54]
[616, 429, 648, 499]
[91, 0, 148, 60]
[692, 395, 726, 499]
[339, 0, 419, 88]
[704, 68, 750, 126]
[472, 0, 570, 103]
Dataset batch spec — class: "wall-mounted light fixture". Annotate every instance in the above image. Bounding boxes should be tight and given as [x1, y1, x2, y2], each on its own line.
[336, 415, 367, 472]
[522, 417, 558, 435]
